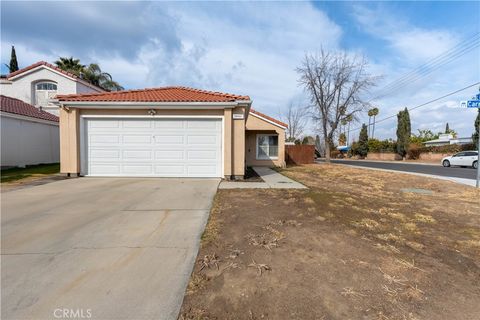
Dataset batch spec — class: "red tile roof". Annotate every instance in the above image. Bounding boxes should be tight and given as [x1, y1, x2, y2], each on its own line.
[6, 61, 104, 91]
[56, 86, 251, 103]
[0, 95, 59, 122]
[250, 108, 288, 128]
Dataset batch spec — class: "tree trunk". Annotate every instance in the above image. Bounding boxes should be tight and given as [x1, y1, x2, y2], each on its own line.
[372, 115, 376, 139]
[347, 123, 350, 146]
[324, 137, 331, 162]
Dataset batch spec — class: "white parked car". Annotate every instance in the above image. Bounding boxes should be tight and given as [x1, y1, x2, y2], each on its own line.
[442, 151, 478, 169]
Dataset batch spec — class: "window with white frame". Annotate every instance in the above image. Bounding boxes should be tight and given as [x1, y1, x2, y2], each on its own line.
[256, 134, 279, 160]
[34, 81, 57, 106]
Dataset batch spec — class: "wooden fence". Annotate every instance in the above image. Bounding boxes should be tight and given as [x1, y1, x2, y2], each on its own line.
[285, 145, 315, 165]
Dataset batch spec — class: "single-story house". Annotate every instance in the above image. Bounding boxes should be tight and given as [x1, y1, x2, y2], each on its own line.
[54, 86, 287, 179]
[1, 95, 60, 168]
[424, 133, 473, 147]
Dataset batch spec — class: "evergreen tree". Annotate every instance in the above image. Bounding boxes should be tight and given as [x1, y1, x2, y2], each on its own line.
[396, 108, 411, 158]
[7, 46, 18, 73]
[473, 109, 480, 150]
[445, 123, 450, 134]
[357, 124, 369, 157]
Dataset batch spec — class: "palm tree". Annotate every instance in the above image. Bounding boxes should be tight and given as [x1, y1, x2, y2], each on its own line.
[367, 109, 374, 138]
[82, 63, 124, 91]
[55, 58, 124, 91]
[370, 107, 379, 139]
[341, 114, 354, 146]
[55, 57, 85, 76]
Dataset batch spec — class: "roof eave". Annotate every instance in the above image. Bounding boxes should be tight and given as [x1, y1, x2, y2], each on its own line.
[249, 111, 287, 129]
[52, 99, 252, 109]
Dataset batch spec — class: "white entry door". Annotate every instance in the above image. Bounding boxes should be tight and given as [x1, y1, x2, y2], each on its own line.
[83, 118, 222, 177]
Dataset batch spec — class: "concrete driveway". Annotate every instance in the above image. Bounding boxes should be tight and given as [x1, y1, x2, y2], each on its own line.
[1, 177, 219, 320]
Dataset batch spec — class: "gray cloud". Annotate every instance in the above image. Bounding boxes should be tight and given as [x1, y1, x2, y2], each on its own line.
[1, 1, 181, 60]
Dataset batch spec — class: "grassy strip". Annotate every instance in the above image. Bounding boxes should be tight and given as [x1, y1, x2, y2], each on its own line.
[1, 163, 60, 183]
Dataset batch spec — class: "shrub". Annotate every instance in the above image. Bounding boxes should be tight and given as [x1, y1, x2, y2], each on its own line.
[407, 143, 422, 159]
[330, 150, 345, 159]
[368, 139, 397, 153]
[420, 143, 475, 154]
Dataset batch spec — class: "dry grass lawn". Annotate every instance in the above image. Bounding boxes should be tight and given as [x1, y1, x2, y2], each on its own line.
[180, 164, 480, 320]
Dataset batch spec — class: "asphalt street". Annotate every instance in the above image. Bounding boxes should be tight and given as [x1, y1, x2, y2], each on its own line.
[318, 159, 477, 180]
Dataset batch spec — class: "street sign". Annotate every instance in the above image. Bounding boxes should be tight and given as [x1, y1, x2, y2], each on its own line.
[467, 100, 480, 108]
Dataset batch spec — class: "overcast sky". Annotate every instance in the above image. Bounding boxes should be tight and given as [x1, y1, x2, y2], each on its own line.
[1, 1, 479, 140]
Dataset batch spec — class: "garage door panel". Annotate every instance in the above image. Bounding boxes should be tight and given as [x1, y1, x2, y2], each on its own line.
[154, 165, 185, 175]
[122, 164, 153, 174]
[90, 135, 120, 144]
[90, 164, 121, 174]
[122, 120, 152, 128]
[123, 135, 152, 144]
[89, 120, 120, 128]
[153, 135, 184, 144]
[187, 135, 217, 144]
[187, 165, 217, 175]
[89, 149, 120, 159]
[154, 150, 185, 160]
[122, 150, 152, 160]
[187, 120, 218, 130]
[187, 150, 217, 160]
[84, 118, 222, 177]
[154, 120, 185, 129]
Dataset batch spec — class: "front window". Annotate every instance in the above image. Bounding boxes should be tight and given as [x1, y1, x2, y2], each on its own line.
[36, 82, 57, 91]
[256, 134, 278, 160]
[35, 81, 57, 106]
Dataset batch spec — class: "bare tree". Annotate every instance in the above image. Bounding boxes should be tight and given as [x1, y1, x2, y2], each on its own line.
[283, 103, 307, 142]
[297, 49, 377, 162]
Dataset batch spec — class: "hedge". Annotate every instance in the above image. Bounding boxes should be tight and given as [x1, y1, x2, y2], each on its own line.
[419, 143, 475, 154]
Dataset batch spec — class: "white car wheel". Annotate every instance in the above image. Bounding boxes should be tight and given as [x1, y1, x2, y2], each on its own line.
[474, 161, 478, 169]
[442, 160, 450, 167]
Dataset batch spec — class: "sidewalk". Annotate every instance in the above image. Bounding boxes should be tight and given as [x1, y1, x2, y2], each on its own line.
[219, 167, 307, 189]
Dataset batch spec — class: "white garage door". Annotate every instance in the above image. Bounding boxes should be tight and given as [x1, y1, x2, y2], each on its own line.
[82, 118, 222, 177]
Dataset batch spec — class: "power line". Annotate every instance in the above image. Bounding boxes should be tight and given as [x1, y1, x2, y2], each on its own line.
[349, 81, 480, 134]
[368, 32, 480, 102]
[369, 32, 480, 100]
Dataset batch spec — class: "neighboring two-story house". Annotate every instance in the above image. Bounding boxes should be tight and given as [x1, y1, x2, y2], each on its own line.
[0, 61, 104, 167]
[0, 61, 103, 115]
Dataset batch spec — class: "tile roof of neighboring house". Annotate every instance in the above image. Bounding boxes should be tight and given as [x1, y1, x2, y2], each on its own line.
[56, 86, 251, 103]
[0, 95, 59, 122]
[6, 61, 104, 91]
[250, 108, 288, 128]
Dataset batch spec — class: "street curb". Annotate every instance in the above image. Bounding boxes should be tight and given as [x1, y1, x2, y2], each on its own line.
[317, 158, 441, 166]
[329, 162, 477, 188]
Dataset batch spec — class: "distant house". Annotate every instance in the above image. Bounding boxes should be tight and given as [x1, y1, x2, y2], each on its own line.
[1, 95, 59, 168]
[0, 61, 103, 115]
[424, 133, 473, 147]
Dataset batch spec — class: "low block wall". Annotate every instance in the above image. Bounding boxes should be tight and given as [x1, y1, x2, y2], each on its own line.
[366, 153, 401, 161]
[366, 152, 448, 163]
[285, 145, 315, 165]
[417, 153, 450, 163]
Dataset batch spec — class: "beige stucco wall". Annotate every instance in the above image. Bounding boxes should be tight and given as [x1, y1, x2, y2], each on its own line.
[59, 108, 80, 174]
[245, 114, 285, 167]
[59, 107, 247, 178]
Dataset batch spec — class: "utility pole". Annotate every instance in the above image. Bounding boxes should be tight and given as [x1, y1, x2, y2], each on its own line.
[476, 88, 480, 188]
[461, 88, 480, 187]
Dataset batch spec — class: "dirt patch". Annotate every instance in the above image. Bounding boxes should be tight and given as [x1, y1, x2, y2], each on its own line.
[180, 164, 480, 320]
